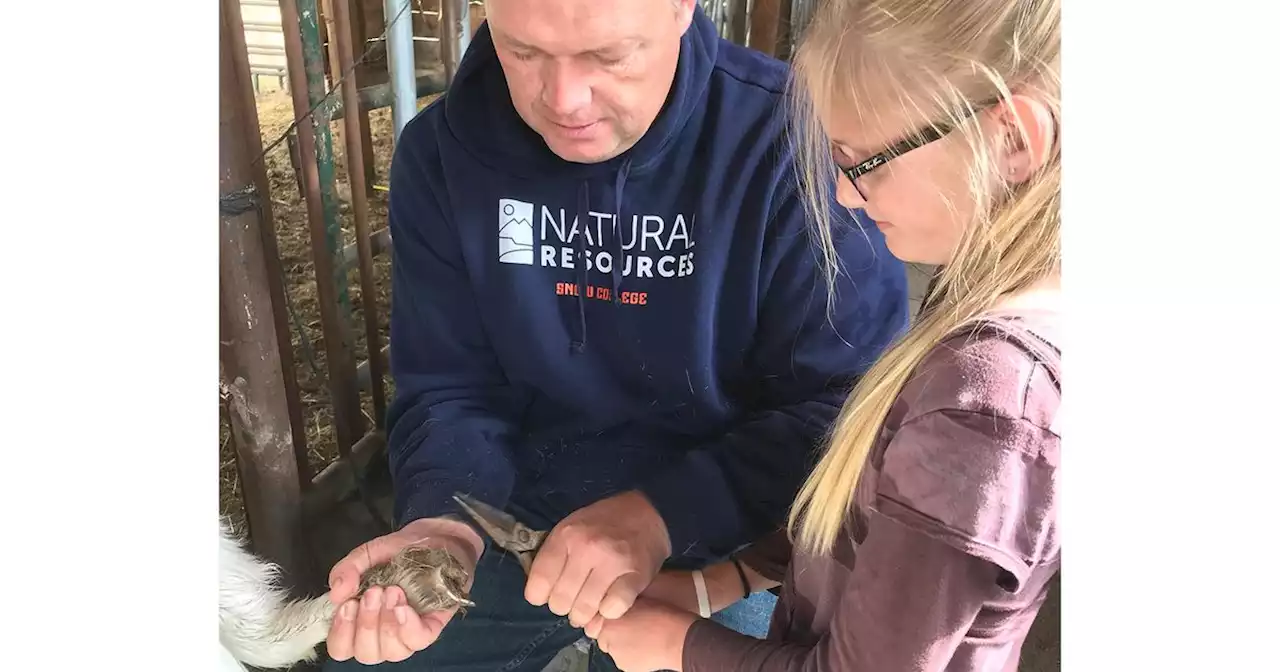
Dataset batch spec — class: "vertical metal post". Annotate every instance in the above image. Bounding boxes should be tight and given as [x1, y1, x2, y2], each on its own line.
[280, 0, 367, 458]
[701, 0, 724, 38]
[441, 0, 472, 83]
[220, 4, 311, 586]
[458, 1, 471, 59]
[296, 0, 354, 321]
[788, 0, 818, 56]
[748, 0, 792, 59]
[223, 0, 310, 484]
[384, 0, 417, 140]
[349, 4, 380, 195]
[333, 0, 389, 428]
[728, 0, 749, 46]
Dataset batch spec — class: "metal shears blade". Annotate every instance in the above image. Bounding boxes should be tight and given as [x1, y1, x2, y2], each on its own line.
[452, 492, 548, 575]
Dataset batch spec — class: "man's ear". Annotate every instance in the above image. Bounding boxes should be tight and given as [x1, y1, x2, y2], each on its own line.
[673, 0, 697, 27]
[992, 94, 1057, 184]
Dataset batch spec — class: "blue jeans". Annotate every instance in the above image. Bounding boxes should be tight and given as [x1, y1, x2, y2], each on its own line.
[710, 590, 777, 639]
[322, 546, 777, 672]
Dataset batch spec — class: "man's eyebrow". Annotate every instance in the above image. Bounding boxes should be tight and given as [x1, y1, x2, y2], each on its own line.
[492, 31, 541, 52]
[590, 37, 644, 54]
[491, 30, 643, 56]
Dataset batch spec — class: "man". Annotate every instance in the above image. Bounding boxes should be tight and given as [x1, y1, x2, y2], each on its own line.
[323, 0, 910, 670]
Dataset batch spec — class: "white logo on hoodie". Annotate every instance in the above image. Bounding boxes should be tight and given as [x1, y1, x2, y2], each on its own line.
[498, 197, 696, 278]
[498, 199, 535, 265]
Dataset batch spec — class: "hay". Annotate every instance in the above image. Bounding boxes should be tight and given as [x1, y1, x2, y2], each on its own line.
[220, 90, 436, 531]
[360, 546, 476, 613]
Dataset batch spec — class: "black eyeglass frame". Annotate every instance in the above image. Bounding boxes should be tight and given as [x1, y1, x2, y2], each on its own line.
[838, 97, 1002, 200]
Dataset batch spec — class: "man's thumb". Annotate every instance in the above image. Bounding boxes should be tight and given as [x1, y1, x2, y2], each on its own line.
[599, 572, 649, 620]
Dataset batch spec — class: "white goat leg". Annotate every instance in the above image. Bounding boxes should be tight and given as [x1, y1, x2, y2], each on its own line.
[219, 520, 337, 669]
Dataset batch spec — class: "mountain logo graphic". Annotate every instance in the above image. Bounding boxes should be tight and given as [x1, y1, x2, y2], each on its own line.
[498, 198, 534, 265]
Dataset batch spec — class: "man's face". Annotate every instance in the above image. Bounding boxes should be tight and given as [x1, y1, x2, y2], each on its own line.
[485, 0, 695, 164]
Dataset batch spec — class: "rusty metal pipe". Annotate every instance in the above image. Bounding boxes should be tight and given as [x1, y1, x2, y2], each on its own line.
[278, 0, 366, 458]
[220, 0, 311, 587]
[330, 0, 388, 429]
[222, 0, 311, 485]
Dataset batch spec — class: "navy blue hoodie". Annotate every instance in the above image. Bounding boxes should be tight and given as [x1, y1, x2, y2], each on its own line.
[385, 8, 910, 562]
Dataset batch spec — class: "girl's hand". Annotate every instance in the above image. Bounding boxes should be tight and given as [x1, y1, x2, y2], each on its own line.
[585, 596, 698, 672]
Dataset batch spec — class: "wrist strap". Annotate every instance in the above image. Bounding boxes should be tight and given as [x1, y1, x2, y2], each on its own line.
[691, 569, 711, 618]
[730, 557, 752, 599]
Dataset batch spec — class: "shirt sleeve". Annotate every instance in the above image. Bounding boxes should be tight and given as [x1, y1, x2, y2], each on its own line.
[874, 408, 1060, 592]
[733, 528, 793, 584]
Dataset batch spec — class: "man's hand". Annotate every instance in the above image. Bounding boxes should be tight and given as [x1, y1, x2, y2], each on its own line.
[524, 490, 672, 628]
[584, 597, 697, 672]
[325, 517, 485, 665]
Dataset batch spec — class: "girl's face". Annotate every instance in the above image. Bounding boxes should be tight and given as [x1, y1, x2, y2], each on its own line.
[821, 94, 1055, 266]
[823, 104, 984, 266]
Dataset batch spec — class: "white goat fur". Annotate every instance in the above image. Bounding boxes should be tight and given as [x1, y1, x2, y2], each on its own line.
[219, 520, 336, 670]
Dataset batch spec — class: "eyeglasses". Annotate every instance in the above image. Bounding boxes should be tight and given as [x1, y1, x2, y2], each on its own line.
[838, 98, 1000, 201]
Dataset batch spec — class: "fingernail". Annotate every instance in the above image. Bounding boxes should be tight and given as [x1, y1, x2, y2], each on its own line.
[395, 606, 409, 625]
[340, 601, 357, 620]
[331, 577, 343, 592]
[362, 588, 382, 610]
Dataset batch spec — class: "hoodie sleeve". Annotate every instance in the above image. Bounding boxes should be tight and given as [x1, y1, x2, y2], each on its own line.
[637, 188, 910, 559]
[383, 127, 520, 530]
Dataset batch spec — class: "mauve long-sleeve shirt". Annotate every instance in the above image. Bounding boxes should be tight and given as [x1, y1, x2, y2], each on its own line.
[685, 313, 1061, 672]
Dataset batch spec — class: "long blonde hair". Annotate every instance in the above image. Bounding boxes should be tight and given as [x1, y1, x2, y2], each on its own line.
[786, 0, 1061, 556]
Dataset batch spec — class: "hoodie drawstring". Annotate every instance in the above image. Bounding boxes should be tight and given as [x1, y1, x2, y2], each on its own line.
[611, 160, 632, 305]
[570, 159, 631, 354]
[571, 182, 589, 353]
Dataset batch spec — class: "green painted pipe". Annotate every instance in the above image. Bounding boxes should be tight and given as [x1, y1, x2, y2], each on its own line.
[297, 0, 353, 321]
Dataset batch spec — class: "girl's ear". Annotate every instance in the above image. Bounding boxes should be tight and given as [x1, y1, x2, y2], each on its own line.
[992, 94, 1057, 184]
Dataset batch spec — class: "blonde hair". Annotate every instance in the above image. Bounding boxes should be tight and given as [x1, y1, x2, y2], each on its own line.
[786, 0, 1061, 555]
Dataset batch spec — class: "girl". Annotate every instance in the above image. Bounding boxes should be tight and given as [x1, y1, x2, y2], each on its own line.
[583, 0, 1061, 669]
